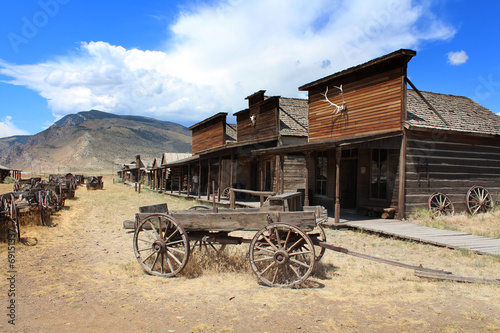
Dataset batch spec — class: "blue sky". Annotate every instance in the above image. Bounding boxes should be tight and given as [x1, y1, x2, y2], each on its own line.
[1, 0, 499, 138]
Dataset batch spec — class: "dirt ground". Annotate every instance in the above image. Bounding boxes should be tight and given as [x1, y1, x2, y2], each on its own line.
[1, 179, 499, 332]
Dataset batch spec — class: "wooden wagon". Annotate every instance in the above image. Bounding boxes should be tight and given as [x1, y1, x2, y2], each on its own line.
[86, 176, 103, 190]
[124, 192, 329, 287]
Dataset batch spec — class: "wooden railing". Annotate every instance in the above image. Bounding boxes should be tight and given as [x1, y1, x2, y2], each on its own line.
[228, 188, 275, 209]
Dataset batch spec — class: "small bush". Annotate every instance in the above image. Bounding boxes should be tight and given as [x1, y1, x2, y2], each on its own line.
[3, 177, 18, 184]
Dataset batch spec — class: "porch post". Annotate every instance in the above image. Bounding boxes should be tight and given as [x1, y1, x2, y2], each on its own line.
[304, 152, 310, 206]
[280, 154, 285, 194]
[335, 148, 341, 223]
[187, 164, 191, 197]
[260, 158, 264, 192]
[178, 167, 182, 195]
[230, 153, 234, 190]
[398, 131, 407, 219]
[218, 156, 222, 202]
[275, 155, 280, 193]
[207, 160, 211, 201]
[198, 162, 202, 199]
[170, 169, 173, 193]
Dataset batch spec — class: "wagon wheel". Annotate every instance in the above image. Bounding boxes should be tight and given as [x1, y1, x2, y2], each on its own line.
[428, 193, 454, 216]
[8, 195, 20, 241]
[466, 186, 493, 215]
[1, 194, 20, 240]
[57, 185, 65, 208]
[37, 191, 50, 226]
[222, 187, 231, 198]
[133, 214, 190, 277]
[310, 224, 326, 261]
[249, 223, 315, 288]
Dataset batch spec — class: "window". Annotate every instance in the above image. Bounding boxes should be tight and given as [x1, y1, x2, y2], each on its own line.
[316, 151, 328, 195]
[370, 149, 388, 199]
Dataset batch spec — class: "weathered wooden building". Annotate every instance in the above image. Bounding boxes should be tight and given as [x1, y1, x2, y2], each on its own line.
[0, 164, 21, 182]
[148, 153, 192, 190]
[164, 92, 309, 198]
[254, 49, 500, 220]
[118, 155, 146, 183]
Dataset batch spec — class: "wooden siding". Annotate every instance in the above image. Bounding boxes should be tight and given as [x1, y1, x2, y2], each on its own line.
[308, 68, 404, 142]
[191, 118, 226, 154]
[280, 155, 306, 193]
[405, 131, 500, 213]
[237, 101, 278, 143]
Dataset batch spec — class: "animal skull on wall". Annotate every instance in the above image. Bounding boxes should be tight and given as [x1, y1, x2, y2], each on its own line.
[250, 115, 257, 126]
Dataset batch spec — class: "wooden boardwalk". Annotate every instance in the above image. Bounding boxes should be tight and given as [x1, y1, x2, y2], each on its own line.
[331, 218, 500, 256]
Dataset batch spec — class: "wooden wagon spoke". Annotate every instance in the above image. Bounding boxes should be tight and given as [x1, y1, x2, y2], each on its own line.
[141, 250, 156, 264]
[283, 229, 291, 249]
[287, 237, 304, 253]
[137, 238, 154, 244]
[147, 221, 160, 239]
[165, 239, 185, 247]
[150, 252, 160, 271]
[259, 261, 276, 276]
[287, 263, 302, 279]
[274, 227, 281, 246]
[166, 250, 183, 266]
[166, 255, 174, 273]
[254, 245, 275, 254]
[289, 258, 311, 269]
[166, 246, 186, 255]
[252, 255, 274, 263]
[289, 249, 313, 257]
[140, 228, 157, 241]
[271, 266, 280, 284]
[261, 235, 278, 251]
[156, 216, 163, 239]
[164, 228, 180, 243]
[159, 252, 165, 274]
[137, 246, 154, 253]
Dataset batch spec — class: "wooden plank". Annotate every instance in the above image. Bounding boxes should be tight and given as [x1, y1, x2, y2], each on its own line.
[132, 211, 317, 232]
[344, 220, 500, 255]
[415, 271, 500, 285]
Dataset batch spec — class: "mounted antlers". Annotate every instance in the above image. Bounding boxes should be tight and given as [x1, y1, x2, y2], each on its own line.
[321, 85, 346, 115]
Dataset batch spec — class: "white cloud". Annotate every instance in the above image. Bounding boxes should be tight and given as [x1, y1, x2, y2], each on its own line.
[0, 0, 456, 125]
[447, 50, 469, 65]
[0, 116, 29, 138]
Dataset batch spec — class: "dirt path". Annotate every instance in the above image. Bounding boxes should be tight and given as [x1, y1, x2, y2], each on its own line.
[1, 180, 499, 332]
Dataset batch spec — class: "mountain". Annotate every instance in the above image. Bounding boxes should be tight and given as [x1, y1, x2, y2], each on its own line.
[0, 110, 192, 173]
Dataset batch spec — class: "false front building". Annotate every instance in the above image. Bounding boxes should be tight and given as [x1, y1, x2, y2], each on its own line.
[254, 49, 500, 220]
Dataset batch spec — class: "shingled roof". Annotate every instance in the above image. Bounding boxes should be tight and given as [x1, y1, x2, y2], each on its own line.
[226, 123, 237, 142]
[278, 97, 308, 137]
[406, 90, 500, 136]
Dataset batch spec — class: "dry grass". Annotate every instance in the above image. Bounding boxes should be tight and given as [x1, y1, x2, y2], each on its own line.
[409, 207, 500, 238]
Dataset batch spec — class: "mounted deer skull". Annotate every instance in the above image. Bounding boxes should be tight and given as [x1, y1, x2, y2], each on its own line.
[250, 114, 257, 126]
[321, 85, 346, 115]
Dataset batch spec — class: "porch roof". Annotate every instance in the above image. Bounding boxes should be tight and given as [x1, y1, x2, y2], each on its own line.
[162, 155, 200, 168]
[252, 131, 403, 156]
